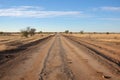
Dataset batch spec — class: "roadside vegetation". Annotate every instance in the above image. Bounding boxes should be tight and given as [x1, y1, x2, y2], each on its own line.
[21, 27, 36, 38]
[65, 30, 69, 34]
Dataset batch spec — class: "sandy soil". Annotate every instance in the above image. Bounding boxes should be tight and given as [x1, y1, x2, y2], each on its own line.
[0, 34, 50, 51]
[64, 34, 120, 67]
[0, 34, 120, 80]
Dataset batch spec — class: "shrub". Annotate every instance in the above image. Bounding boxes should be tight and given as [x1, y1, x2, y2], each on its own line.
[29, 28, 36, 36]
[106, 32, 109, 35]
[21, 30, 29, 38]
[70, 32, 72, 34]
[20, 27, 36, 37]
[0, 32, 4, 35]
[65, 30, 69, 34]
[38, 31, 42, 34]
[80, 30, 84, 34]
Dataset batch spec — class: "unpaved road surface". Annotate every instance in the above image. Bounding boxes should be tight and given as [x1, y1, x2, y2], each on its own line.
[0, 34, 120, 80]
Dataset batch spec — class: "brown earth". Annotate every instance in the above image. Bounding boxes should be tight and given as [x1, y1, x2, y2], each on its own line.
[0, 34, 120, 80]
[0, 34, 50, 51]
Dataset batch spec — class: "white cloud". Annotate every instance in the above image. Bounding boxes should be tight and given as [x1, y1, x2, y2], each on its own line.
[99, 18, 120, 21]
[92, 6, 120, 12]
[0, 6, 82, 18]
[100, 6, 120, 11]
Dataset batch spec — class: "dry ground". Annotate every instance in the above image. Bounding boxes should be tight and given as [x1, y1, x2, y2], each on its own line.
[64, 33, 120, 65]
[0, 34, 50, 51]
[0, 33, 120, 80]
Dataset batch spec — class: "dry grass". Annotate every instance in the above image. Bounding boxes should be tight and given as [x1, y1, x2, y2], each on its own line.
[0, 33, 51, 51]
[69, 33, 120, 43]
[64, 33, 120, 66]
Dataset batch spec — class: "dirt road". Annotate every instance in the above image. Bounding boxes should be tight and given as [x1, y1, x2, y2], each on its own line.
[0, 34, 120, 80]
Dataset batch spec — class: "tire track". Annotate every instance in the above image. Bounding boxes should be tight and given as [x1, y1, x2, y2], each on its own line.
[39, 36, 57, 80]
[39, 35, 74, 80]
[58, 36, 75, 80]
[61, 35, 120, 80]
[0, 35, 54, 80]
[64, 35, 120, 74]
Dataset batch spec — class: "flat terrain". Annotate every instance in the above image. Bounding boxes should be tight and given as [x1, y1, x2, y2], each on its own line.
[0, 34, 50, 51]
[0, 33, 120, 80]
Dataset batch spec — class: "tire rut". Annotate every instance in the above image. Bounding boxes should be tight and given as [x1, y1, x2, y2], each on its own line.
[64, 35, 120, 74]
[39, 35, 74, 80]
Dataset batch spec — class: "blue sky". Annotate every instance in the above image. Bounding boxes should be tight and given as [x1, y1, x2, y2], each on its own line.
[0, 0, 120, 32]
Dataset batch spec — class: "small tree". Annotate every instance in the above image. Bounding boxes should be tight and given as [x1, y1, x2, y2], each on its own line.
[27, 27, 31, 32]
[21, 30, 29, 38]
[20, 27, 36, 37]
[38, 31, 42, 34]
[80, 30, 84, 34]
[29, 28, 36, 36]
[106, 32, 109, 35]
[70, 32, 72, 34]
[0, 32, 4, 35]
[65, 30, 69, 34]
[93, 32, 96, 34]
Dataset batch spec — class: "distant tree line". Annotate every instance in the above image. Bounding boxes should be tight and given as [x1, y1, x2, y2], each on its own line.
[64, 30, 84, 34]
[0, 32, 12, 36]
[63, 30, 114, 34]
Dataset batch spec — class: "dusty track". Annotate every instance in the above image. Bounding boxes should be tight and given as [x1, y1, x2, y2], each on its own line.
[0, 34, 120, 80]
[64, 35, 120, 66]
[0, 35, 52, 65]
[64, 35, 120, 71]
[62, 35, 120, 80]
[39, 35, 74, 80]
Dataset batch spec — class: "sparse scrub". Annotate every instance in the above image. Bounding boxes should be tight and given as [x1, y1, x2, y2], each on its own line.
[0, 32, 4, 35]
[65, 30, 69, 34]
[29, 28, 36, 36]
[80, 30, 84, 34]
[70, 32, 72, 34]
[38, 31, 42, 34]
[21, 27, 36, 38]
[21, 30, 29, 37]
[0, 32, 11, 36]
[106, 32, 109, 35]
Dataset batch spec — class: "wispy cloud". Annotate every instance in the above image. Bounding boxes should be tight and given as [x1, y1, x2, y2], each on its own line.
[99, 18, 120, 21]
[0, 6, 82, 18]
[100, 6, 120, 11]
[92, 6, 120, 12]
